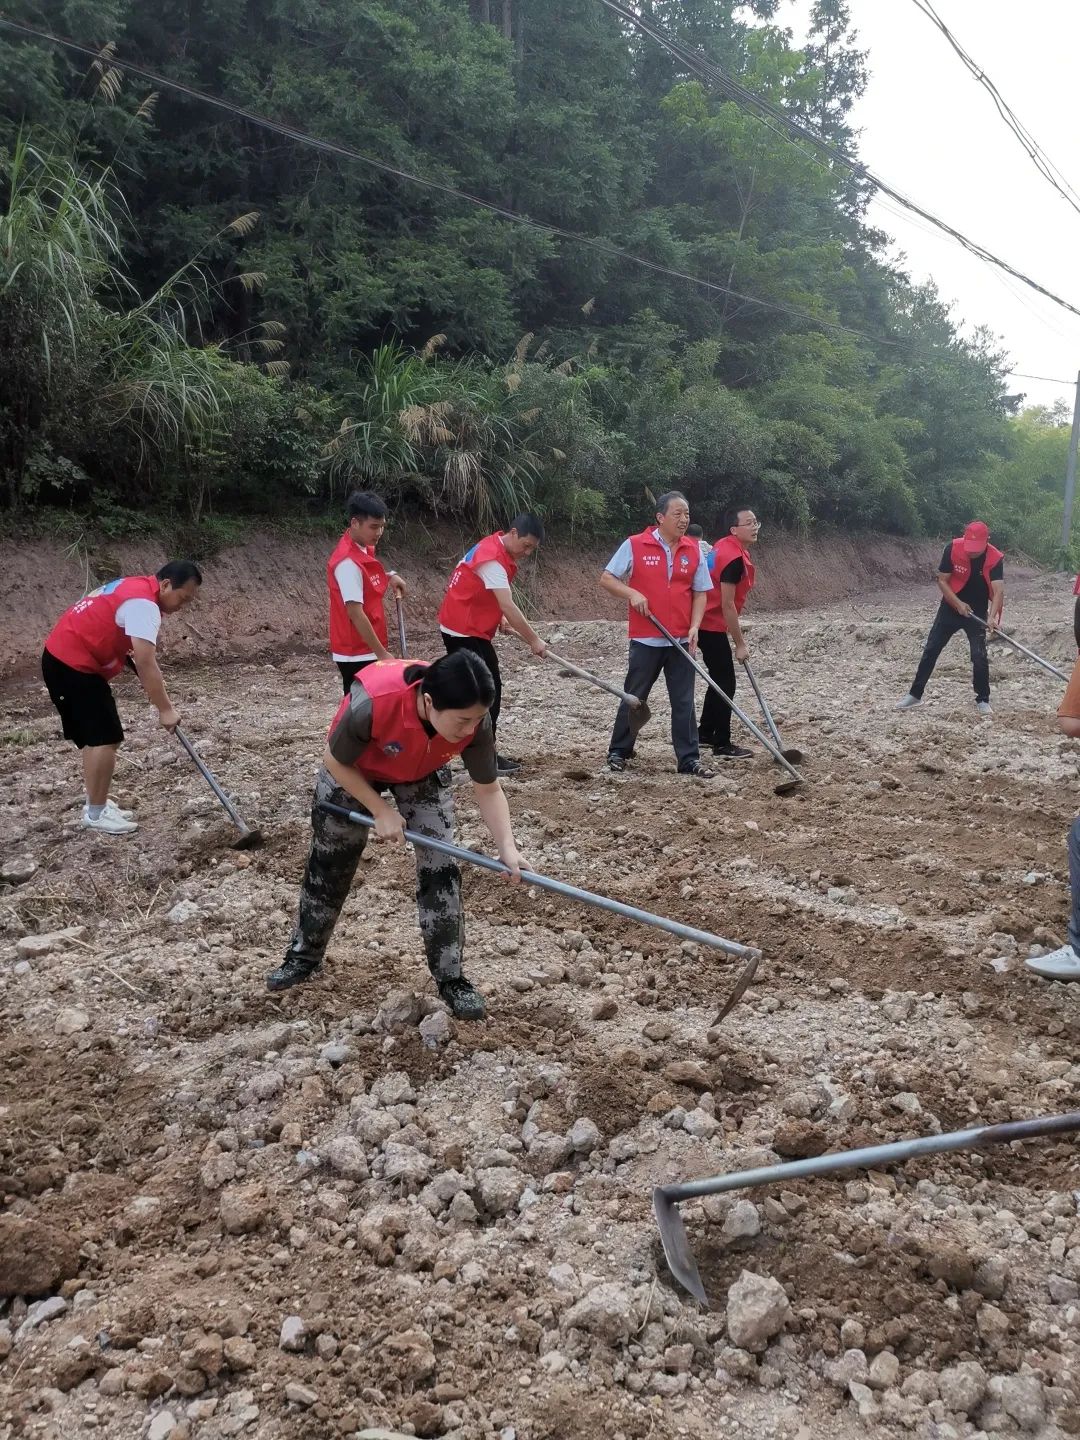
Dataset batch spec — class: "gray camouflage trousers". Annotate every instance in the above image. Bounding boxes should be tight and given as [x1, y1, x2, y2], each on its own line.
[283, 766, 463, 980]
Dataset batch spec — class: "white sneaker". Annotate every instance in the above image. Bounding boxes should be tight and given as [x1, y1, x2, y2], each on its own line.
[975, 701, 993, 717]
[1026, 944, 1080, 980]
[103, 799, 135, 822]
[81, 805, 138, 835]
[895, 693, 922, 711]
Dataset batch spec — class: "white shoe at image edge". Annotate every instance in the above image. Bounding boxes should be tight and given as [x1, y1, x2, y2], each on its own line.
[81, 805, 138, 835]
[975, 701, 993, 717]
[895, 694, 922, 710]
[1025, 944, 1080, 980]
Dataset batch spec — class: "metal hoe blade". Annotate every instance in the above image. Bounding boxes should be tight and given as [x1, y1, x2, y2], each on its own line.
[653, 1109, 1080, 1305]
[711, 953, 759, 1027]
[977, 616, 1068, 682]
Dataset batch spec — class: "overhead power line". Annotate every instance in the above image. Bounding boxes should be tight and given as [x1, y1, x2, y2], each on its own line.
[0, 14, 896, 347]
[596, 0, 1080, 324]
[1008, 370, 1076, 385]
[909, 0, 1080, 222]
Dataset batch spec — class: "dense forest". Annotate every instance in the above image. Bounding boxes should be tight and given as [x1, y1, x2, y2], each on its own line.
[0, 0, 1073, 562]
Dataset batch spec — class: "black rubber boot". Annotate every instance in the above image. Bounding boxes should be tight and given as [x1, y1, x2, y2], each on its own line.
[437, 975, 487, 1020]
[266, 955, 321, 991]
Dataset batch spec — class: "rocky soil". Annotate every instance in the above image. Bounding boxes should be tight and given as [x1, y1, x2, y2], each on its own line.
[1, 572, 1079, 1440]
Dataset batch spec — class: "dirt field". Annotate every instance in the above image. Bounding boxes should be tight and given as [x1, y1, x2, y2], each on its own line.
[2, 573, 1079, 1440]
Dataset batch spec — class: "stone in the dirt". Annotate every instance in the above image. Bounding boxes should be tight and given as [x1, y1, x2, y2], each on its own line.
[279, 1315, 307, 1351]
[370, 1071, 416, 1107]
[991, 1374, 1045, 1431]
[242, 1070, 284, 1104]
[683, 1109, 720, 1139]
[663, 1061, 712, 1092]
[973, 1255, 1009, 1300]
[0, 1216, 80, 1297]
[0, 1321, 11, 1358]
[375, 990, 422, 1032]
[402, 1397, 444, 1438]
[868, 1351, 900, 1390]
[938, 1361, 987, 1415]
[477, 1166, 526, 1216]
[419, 1010, 451, 1047]
[200, 1152, 238, 1191]
[319, 1040, 352, 1066]
[925, 1244, 974, 1290]
[351, 1108, 400, 1146]
[218, 1185, 268, 1235]
[15, 926, 86, 958]
[889, 1091, 922, 1116]
[976, 1303, 1010, 1346]
[567, 1117, 601, 1155]
[561, 1282, 638, 1344]
[772, 1120, 828, 1159]
[383, 1142, 434, 1186]
[824, 1349, 868, 1389]
[448, 1191, 478, 1224]
[17, 1295, 68, 1337]
[726, 1271, 791, 1352]
[384, 1330, 437, 1383]
[592, 998, 618, 1020]
[419, 1170, 468, 1214]
[323, 1136, 370, 1181]
[2, 857, 37, 884]
[284, 1382, 318, 1407]
[223, 1337, 256, 1371]
[54, 1006, 90, 1035]
[147, 1411, 178, 1440]
[528, 1132, 572, 1173]
[722, 1200, 761, 1244]
[167, 900, 201, 925]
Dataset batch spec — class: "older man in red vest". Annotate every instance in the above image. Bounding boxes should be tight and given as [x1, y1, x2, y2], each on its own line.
[600, 491, 715, 778]
[698, 505, 760, 760]
[327, 491, 407, 694]
[897, 520, 1004, 717]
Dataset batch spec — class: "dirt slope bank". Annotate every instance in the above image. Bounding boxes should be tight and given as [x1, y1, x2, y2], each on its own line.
[0, 528, 946, 677]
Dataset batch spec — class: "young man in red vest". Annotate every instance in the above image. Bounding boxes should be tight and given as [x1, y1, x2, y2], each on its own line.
[328, 490, 407, 693]
[41, 561, 202, 834]
[437, 514, 548, 775]
[897, 521, 1004, 716]
[698, 506, 760, 760]
[600, 491, 716, 778]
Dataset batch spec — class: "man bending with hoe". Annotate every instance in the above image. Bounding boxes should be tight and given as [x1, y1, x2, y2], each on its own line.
[41, 561, 202, 834]
[897, 520, 1004, 717]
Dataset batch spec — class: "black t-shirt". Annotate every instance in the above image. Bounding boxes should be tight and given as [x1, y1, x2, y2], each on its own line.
[939, 545, 1003, 618]
[719, 557, 744, 585]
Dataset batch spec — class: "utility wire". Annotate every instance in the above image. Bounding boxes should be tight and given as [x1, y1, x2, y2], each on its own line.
[0, 14, 893, 346]
[909, 0, 1080, 221]
[1008, 370, 1076, 385]
[596, 0, 1080, 323]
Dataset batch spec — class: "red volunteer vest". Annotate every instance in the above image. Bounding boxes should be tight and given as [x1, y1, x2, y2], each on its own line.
[701, 536, 756, 633]
[330, 660, 480, 785]
[327, 531, 389, 655]
[437, 533, 518, 641]
[947, 539, 1004, 599]
[625, 529, 700, 641]
[44, 575, 161, 679]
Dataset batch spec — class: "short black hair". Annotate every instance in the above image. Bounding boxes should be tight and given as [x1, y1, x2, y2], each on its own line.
[686, 523, 704, 538]
[508, 513, 544, 542]
[346, 490, 388, 522]
[405, 650, 496, 711]
[723, 506, 754, 534]
[655, 491, 687, 516]
[157, 560, 202, 587]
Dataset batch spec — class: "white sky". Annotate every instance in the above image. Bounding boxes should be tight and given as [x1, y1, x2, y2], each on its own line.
[781, 0, 1080, 413]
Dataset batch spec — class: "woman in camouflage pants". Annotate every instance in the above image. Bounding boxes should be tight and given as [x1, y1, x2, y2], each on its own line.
[268, 651, 524, 1019]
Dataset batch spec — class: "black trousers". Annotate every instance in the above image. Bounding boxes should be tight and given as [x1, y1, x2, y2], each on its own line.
[608, 641, 699, 770]
[910, 604, 990, 703]
[442, 634, 501, 741]
[337, 657, 376, 695]
[697, 629, 736, 747]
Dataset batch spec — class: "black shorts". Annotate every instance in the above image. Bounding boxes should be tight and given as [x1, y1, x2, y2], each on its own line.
[41, 649, 124, 749]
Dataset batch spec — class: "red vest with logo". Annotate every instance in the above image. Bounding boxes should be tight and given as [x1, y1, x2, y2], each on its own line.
[329, 660, 479, 785]
[625, 529, 700, 640]
[701, 536, 756, 633]
[947, 539, 1004, 598]
[327, 531, 389, 655]
[45, 575, 161, 679]
[438, 533, 517, 640]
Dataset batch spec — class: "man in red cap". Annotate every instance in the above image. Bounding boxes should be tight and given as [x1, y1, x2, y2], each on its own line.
[896, 520, 1004, 717]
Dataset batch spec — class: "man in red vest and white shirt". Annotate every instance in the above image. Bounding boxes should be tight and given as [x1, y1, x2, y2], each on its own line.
[437, 514, 548, 776]
[698, 506, 760, 760]
[600, 491, 716, 778]
[41, 560, 202, 834]
[897, 520, 1004, 716]
[328, 491, 407, 694]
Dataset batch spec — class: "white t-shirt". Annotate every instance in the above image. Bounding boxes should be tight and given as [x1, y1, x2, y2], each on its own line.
[439, 558, 511, 638]
[115, 597, 161, 646]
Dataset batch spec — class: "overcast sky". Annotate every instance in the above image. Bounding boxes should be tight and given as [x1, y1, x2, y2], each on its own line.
[782, 0, 1080, 414]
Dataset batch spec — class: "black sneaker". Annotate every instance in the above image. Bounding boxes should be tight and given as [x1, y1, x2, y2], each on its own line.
[606, 753, 627, 772]
[437, 975, 487, 1020]
[496, 754, 522, 775]
[678, 761, 716, 780]
[712, 743, 753, 760]
[266, 956, 321, 991]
